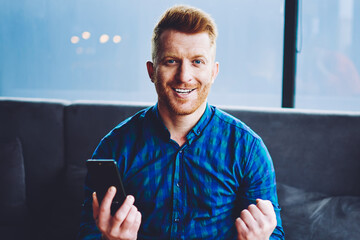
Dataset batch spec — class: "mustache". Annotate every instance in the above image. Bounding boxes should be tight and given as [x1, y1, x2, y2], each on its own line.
[169, 84, 199, 89]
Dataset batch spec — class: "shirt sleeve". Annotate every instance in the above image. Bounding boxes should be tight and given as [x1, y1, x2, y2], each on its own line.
[78, 139, 112, 240]
[239, 138, 285, 239]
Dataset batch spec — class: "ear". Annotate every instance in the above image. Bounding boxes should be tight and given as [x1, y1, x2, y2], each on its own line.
[211, 61, 219, 84]
[146, 61, 155, 83]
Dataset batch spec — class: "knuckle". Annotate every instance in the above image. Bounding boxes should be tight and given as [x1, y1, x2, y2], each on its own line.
[257, 218, 266, 229]
[99, 207, 107, 215]
[240, 209, 249, 218]
[135, 218, 141, 226]
[265, 211, 277, 224]
[108, 228, 118, 238]
[122, 201, 133, 212]
[97, 224, 106, 233]
[135, 211, 142, 225]
[253, 227, 261, 236]
[132, 205, 138, 212]
[248, 204, 257, 211]
[235, 218, 243, 228]
[113, 212, 126, 223]
[263, 200, 272, 207]
[98, 208, 108, 219]
[270, 216, 277, 227]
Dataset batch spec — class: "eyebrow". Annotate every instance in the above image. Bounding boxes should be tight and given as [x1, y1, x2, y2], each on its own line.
[192, 54, 208, 60]
[160, 53, 209, 62]
[160, 54, 179, 60]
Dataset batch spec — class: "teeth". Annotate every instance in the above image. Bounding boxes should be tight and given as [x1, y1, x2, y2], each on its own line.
[175, 88, 193, 93]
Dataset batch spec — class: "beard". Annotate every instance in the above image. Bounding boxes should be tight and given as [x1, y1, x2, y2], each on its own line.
[154, 80, 212, 116]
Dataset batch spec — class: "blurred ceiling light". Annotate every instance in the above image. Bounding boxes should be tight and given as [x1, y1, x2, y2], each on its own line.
[71, 36, 80, 44]
[99, 34, 109, 44]
[113, 35, 122, 43]
[82, 31, 91, 40]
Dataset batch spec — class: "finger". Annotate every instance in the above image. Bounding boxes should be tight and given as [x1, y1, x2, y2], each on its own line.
[256, 199, 277, 228]
[256, 199, 276, 217]
[240, 209, 257, 230]
[111, 195, 135, 229]
[247, 203, 265, 225]
[98, 186, 116, 229]
[235, 217, 249, 239]
[120, 205, 138, 232]
[92, 192, 100, 221]
[131, 211, 142, 233]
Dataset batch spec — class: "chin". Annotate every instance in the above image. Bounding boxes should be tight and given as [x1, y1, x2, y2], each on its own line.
[168, 100, 205, 116]
[157, 87, 209, 116]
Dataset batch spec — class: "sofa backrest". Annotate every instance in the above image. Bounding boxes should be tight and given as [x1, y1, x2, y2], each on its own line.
[0, 98, 67, 239]
[65, 101, 360, 198]
[223, 106, 360, 197]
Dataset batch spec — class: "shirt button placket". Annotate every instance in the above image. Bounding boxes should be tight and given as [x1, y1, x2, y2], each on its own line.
[171, 148, 183, 239]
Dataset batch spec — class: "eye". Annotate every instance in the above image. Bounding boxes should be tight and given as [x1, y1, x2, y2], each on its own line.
[194, 60, 202, 64]
[166, 59, 176, 64]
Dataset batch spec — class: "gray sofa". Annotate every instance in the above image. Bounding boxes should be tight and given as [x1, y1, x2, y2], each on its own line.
[1, 97, 359, 240]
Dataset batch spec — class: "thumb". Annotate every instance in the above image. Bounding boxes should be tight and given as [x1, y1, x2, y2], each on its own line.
[92, 192, 100, 220]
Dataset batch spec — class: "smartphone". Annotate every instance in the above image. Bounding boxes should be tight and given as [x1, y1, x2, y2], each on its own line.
[86, 159, 127, 215]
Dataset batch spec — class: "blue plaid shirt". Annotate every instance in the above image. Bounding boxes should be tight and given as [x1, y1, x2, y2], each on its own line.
[79, 104, 284, 239]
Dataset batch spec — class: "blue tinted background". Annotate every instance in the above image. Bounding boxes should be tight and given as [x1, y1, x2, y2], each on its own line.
[0, 0, 284, 107]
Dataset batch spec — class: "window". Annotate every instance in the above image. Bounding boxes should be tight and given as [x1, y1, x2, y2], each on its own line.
[0, 0, 285, 107]
[296, 0, 360, 111]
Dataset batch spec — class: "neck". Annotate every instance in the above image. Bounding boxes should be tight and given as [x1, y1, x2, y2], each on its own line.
[158, 102, 207, 146]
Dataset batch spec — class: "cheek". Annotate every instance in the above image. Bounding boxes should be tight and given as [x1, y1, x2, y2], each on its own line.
[155, 68, 173, 83]
[199, 69, 216, 85]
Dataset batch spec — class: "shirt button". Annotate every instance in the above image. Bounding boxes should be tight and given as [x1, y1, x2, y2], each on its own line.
[174, 218, 180, 223]
[176, 182, 181, 188]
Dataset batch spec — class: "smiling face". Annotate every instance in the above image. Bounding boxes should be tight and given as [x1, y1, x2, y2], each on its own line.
[147, 29, 219, 117]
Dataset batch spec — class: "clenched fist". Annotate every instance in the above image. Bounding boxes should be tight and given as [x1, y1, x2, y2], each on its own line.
[235, 199, 277, 240]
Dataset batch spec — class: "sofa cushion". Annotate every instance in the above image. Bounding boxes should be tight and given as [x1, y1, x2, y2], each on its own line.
[0, 137, 27, 224]
[278, 183, 360, 240]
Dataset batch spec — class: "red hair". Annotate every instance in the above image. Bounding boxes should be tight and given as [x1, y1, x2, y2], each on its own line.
[151, 5, 218, 62]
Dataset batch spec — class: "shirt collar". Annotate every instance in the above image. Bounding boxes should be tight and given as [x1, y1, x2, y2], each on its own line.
[150, 103, 171, 140]
[186, 103, 213, 142]
[151, 103, 214, 144]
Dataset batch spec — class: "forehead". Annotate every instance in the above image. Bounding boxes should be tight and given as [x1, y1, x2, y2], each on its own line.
[158, 30, 214, 57]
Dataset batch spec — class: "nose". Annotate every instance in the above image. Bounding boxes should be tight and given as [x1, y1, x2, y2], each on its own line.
[176, 61, 192, 83]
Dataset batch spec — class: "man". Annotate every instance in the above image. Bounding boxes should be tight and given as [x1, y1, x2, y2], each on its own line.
[79, 5, 284, 240]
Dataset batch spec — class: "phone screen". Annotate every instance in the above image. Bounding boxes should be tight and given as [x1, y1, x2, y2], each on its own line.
[86, 159, 127, 214]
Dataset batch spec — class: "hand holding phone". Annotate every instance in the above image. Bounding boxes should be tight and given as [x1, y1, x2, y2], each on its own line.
[92, 187, 142, 240]
[87, 159, 142, 239]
